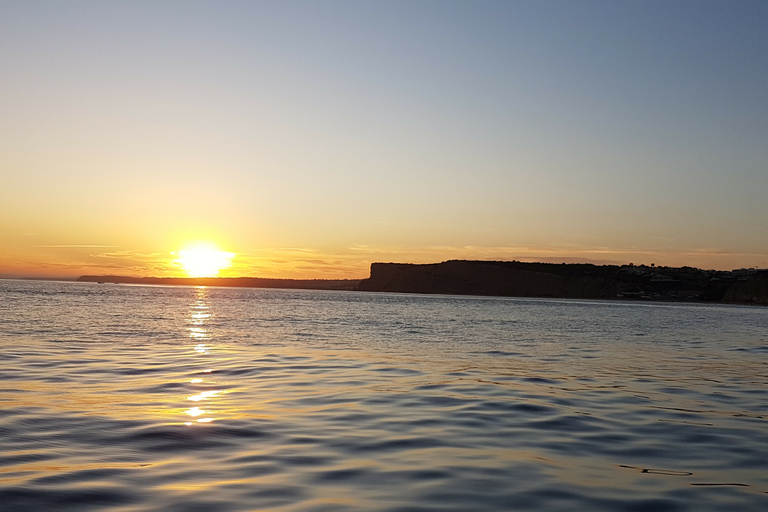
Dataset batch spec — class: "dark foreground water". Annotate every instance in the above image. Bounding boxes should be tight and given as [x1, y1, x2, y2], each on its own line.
[1, 280, 767, 511]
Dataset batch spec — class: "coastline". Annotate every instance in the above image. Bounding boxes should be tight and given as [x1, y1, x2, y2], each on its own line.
[71, 260, 768, 306]
[76, 275, 361, 291]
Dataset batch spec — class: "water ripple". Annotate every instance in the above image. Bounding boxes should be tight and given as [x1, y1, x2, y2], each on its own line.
[1, 281, 768, 511]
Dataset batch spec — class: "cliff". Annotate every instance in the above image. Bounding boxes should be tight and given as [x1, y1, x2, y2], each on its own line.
[357, 260, 766, 304]
[357, 261, 622, 298]
[722, 274, 768, 306]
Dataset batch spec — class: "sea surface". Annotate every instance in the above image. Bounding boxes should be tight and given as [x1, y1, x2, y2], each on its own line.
[1, 279, 767, 512]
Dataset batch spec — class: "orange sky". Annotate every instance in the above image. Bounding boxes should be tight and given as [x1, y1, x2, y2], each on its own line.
[1, 238, 763, 280]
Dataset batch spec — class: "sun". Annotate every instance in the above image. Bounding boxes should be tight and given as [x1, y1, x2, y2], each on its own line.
[175, 243, 235, 278]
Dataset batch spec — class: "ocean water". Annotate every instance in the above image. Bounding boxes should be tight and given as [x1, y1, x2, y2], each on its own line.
[1, 280, 767, 512]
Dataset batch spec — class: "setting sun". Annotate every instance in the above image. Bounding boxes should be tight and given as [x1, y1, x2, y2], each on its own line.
[175, 244, 235, 277]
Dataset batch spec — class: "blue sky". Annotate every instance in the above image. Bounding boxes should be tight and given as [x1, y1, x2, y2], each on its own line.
[1, 0, 766, 277]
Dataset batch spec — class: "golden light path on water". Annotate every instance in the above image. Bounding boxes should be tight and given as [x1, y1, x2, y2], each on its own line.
[183, 287, 225, 426]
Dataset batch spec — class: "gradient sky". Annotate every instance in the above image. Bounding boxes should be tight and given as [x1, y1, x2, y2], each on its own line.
[1, 0, 767, 278]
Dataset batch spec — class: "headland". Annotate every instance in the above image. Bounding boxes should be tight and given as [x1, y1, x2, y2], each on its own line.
[78, 260, 768, 305]
[356, 260, 768, 306]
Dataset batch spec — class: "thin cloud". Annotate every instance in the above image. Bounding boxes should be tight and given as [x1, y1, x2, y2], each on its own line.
[38, 245, 117, 248]
[94, 251, 163, 259]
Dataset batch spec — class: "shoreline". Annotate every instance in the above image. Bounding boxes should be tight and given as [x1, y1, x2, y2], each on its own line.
[4, 259, 766, 306]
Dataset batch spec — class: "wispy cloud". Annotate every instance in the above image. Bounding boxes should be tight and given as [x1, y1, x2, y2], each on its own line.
[94, 251, 163, 259]
[38, 245, 117, 248]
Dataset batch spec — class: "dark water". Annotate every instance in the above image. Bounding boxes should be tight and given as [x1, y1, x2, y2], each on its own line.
[1, 280, 767, 511]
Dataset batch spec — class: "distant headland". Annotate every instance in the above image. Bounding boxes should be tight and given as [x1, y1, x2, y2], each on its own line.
[78, 260, 768, 305]
[76, 275, 360, 291]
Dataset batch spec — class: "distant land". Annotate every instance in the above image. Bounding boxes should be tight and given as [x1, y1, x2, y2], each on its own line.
[77, 276, 360, 291]
[78, 260, 768, 305]
[357, 261, 768, 306]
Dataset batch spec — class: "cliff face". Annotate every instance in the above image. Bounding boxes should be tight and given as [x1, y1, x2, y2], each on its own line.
[723, 275, 768, 306]
[357, 261, 621, 299]
[357, 261, 768, 304]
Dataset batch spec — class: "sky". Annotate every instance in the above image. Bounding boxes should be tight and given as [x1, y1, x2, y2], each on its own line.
[1, 0, 767, 279]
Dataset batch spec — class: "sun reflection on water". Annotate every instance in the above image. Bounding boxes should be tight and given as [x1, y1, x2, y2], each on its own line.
[185, 406, 206, 417]
[182, 287, 223, 425]
[188, 288, 212, 341]
[187, 390, 223, 402]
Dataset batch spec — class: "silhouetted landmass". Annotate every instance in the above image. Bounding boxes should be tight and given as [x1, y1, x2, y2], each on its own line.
[77, 262, 768, 305]
[723, 274, 768, 306]
[77, 275, 360, 291]
[356, 260, 768, 305]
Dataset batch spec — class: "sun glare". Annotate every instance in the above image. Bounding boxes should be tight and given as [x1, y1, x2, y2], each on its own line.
[176, 244, 235, 278]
